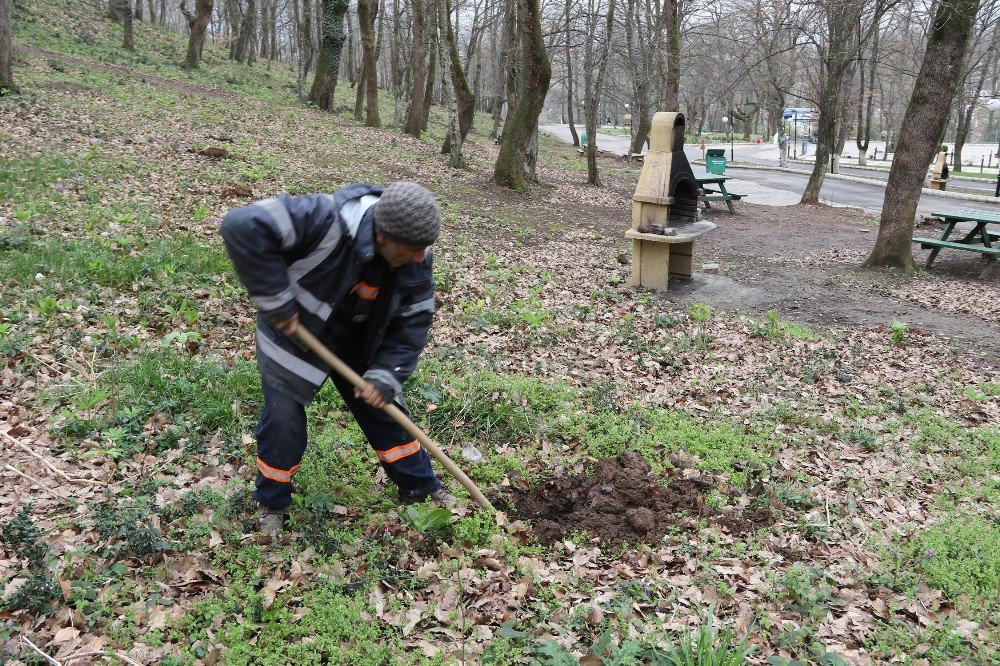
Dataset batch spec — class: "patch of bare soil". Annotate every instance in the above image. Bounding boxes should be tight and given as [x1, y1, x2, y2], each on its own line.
[506, 451, 772, 545]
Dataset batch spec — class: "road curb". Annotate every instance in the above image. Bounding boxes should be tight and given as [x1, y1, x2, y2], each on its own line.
[702, 162, 1000, 205]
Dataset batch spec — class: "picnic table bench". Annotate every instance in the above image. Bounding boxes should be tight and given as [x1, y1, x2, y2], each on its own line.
[692, 171, 744, 213]
[914, 208, 1000, 278]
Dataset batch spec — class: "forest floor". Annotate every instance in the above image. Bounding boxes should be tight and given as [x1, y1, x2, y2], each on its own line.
[1, 2, 998, 665]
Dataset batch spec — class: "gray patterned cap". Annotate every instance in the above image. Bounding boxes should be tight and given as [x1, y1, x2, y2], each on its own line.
[374, 181, 441, 247]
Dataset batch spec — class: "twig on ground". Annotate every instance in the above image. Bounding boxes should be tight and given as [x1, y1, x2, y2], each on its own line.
[4, 463, 72, 501]
[63, 651, 143, 666]
[2, 430, 105, 487]
[21, 636, 61, 665]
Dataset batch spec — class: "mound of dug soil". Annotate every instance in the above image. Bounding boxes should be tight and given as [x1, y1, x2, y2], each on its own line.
[508, 451, 770, 545]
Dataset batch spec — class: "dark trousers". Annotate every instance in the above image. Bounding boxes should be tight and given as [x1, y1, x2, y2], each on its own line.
[253, 352, 440, 510]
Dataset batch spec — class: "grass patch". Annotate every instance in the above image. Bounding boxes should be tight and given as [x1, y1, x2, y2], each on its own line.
[2, 234, 232, 290]
[409, 365, 770, 486]
[902, 515, 1000, 605]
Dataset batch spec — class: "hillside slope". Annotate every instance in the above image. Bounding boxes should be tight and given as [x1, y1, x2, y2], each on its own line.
[1, 3, 998, 665]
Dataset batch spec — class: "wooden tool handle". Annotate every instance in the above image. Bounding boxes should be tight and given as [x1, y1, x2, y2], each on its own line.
[293, 327, 495, 514]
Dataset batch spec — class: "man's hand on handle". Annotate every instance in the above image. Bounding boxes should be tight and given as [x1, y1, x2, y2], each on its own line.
[354, 382, 388, 409]
[270, 312, 300, 335]
[273, 312, 393, 410]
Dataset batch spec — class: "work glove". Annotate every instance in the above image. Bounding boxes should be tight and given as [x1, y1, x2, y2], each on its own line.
[366, 377, 396, 404]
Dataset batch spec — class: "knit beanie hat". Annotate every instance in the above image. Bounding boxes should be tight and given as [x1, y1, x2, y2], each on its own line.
[374, 181, 441, 247]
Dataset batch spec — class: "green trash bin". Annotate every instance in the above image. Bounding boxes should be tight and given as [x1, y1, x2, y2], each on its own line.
[705, 148, 726, 175]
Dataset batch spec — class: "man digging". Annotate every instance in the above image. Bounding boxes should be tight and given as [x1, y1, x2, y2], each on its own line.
[221, 182, 456, 535]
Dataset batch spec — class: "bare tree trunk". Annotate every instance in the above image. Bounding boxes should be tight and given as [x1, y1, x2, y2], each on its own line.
[420, 11, 437, 132]
[109, 0, 127, 20]
[441, 0, 474, 155]
[358, 0, 381, 126]
[403, 0, 427, 136]
[134, 0, 143, 20]
[389, 0, 406, 125]
[564, 0, 579, 147]
[147, 0, 156, 24]
[864, 0, 981, 270]
[493, 0, 552, 189]
[309, 0, 350, 110]
[0, 0, 15, 94]
[662, 0, 680, 111]
[583, 0, 615, 186]
[354, 61, 366, 119]
[181, 0, 213, 67]
[856, 27, 879, 167]
[801, 1, 862, 204]
[436, 0, 462, 165]
[231, 0, 257, 62]
[122, 0, 135, 49]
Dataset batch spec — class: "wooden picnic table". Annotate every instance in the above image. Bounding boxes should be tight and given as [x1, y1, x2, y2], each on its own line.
[914, 208, 1000, 278]
[692, 171, 744, 213]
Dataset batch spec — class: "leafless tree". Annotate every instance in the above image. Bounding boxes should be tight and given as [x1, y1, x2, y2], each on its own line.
[181, 0, 213, 67]
[493, 0, 552, 189]
[309, 0, 350, 110]
[580, 0, 615, 185]
[865, 0, 983, 269]
[358, 0, 381, 125]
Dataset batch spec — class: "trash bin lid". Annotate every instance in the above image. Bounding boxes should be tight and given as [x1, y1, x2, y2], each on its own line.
[706, 149, 726, 157]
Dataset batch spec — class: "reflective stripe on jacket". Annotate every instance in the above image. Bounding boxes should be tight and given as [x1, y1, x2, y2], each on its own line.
[221, 183, 435, 403]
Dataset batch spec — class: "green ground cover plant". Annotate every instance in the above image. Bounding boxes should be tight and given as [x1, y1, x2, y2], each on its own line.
[2, 0, 998, 662]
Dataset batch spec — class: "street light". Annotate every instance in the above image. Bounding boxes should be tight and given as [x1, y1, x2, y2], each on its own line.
[792, 111, 798, 160]
[721, 114, 733, 162]
[987, 97, 1000, 197]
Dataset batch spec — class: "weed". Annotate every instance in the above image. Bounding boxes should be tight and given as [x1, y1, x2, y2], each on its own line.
[94, 498, 171, 559]
[0, 506, 61, 615]
[401, 504, 453, 537]
[890, 319, 908, 345]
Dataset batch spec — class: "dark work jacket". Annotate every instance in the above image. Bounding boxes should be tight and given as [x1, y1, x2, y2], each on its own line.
[220, 183, 435, 404]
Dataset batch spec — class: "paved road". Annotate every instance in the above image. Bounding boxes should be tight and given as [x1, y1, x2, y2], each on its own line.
[539, 124, 1000, 216]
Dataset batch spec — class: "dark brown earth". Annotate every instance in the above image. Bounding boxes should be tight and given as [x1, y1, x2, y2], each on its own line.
[506, 451, 772, 546]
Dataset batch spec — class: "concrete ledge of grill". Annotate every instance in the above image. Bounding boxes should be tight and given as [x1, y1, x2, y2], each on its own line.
[625, 221, 716, 243]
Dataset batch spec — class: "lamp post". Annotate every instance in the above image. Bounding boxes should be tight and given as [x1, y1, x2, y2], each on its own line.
[721, 114, 733, 161]
[987, 97, 1000, 197]
[792, 111, 798, 160]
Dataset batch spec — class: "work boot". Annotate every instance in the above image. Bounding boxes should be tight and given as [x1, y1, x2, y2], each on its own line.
[401, 487, 459, 508]
[257, 504, 287, 536]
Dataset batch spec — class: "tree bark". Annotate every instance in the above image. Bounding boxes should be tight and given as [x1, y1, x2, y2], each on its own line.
[583, 0, 615, 186]
[441, 0, 474, 155]
[0, 0, 15, 94]
[420, 13, 436, 132]
[403, 0, 427, 136]
[181, 0, 213, 68]
[562, 0, 579, 147]
[134, 0, 143, 20]
[231, 0, 257, 62]
[801, 0, 862, 204]
[493, 0, 552, 189]
[109, 0, 127, 21]
[436, 0, 462, 166]
[309, 0, 350, 110]
[864, 0, 981, 270]
[662, 0, 680, 111]
[123, 0, 135, 49]
[357, 0, 381, 126]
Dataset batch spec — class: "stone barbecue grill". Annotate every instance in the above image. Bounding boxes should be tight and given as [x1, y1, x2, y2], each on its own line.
[626, 112, 715, 290]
